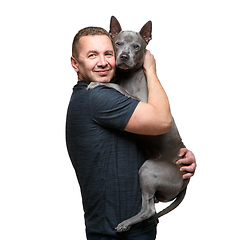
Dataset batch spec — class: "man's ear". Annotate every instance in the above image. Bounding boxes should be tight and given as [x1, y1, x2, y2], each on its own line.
[139, 21, 152, 44]
[71, 56, 79, 73]
[109, 16, 122, 39]
[71, 56, 84, 81]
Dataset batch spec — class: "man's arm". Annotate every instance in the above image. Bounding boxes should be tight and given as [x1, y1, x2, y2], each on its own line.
[124, 50, 172, 135]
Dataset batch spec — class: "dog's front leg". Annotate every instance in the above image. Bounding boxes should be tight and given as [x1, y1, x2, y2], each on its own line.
[87, 82, 139, 100]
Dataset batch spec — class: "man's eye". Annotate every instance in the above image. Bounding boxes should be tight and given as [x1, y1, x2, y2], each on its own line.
[88, 54, 96, 58]
[106, 53, 113, 57]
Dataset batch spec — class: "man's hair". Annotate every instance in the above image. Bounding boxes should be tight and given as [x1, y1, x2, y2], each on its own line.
[72, 27, 110, 58]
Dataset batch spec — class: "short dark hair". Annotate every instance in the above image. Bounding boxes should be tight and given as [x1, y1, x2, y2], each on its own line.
[72, 27, 110, 58]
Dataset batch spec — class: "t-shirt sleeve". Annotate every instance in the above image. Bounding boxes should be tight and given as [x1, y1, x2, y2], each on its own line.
[89, 85, 140, 131]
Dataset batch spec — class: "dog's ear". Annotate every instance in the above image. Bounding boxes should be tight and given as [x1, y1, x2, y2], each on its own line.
[140, 21, 152, 44]
[109, 16, 122, 38]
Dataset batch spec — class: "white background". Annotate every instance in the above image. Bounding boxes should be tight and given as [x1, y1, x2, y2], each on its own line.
[1, 0, 240, 239]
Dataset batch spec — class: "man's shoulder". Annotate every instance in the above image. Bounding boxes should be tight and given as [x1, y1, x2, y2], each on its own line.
[88, 83, 125, 106]
[88, 83, 139, 114]
[73, 81, 88, 90]
[87, 83, 139, 131]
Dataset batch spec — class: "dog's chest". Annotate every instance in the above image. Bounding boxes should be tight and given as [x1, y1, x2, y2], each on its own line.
[117, 70, 148, 103]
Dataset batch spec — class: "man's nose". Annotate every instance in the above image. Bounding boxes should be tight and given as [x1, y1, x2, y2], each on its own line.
[97, 55, 107, 67]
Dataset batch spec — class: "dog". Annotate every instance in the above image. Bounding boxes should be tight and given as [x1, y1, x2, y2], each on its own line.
[87, 16, 189, 232]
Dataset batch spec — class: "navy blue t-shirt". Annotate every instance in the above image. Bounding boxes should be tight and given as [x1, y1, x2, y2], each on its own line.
[66, 81, 157, 237]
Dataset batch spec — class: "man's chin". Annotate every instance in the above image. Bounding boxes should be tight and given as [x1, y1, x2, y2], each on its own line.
[97, 77, 112, 83]
[95, 74, 114, 83]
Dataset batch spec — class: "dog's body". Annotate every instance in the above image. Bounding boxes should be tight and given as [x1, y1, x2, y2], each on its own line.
[87, 16, 189, 232]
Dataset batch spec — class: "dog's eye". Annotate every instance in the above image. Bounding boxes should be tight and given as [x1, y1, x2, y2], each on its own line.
[134, 44, 140, 50]
[116, 42, 122, 46]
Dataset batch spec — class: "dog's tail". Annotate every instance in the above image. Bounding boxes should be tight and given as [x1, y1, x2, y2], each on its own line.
[148, 187, 187, 222]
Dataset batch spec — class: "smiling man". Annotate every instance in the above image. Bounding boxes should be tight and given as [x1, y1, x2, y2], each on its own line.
[71, 32, 116, 83]
[66, 27, 196, 240]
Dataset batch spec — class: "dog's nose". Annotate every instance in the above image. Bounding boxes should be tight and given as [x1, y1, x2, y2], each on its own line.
[120, 54, 129, 61]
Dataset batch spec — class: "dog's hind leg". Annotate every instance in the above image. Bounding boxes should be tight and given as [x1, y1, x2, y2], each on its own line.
[115, 191, 156, 232]
[115, 163, 159, 232]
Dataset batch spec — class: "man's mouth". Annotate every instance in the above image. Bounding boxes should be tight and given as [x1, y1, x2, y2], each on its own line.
[95, 69, 110, 75]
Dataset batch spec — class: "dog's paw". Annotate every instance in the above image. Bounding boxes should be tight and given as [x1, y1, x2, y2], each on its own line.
[86, 82, 101, 90]
[115, 221, 131, 232]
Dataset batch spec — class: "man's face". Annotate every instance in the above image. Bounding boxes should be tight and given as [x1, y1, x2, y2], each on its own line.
[71, 35, 116, 83]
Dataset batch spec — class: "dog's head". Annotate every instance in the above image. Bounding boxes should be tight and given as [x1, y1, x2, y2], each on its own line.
[109, 16, 152, 70]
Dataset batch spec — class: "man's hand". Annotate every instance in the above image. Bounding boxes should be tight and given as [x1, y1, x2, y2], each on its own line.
[176, 148, 196, 180]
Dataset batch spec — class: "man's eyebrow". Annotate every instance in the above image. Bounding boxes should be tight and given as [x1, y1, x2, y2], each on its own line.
[86, 50, 98, 55]
[105, 50, 114, 54]
[86, 50, 114, 55]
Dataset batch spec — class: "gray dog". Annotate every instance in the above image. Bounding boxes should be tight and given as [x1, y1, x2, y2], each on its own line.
[87, 16, 189, 232]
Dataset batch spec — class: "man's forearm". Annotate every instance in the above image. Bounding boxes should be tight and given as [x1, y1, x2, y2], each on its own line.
[124, 51, 172, 135]
[145, 69, 172, 131]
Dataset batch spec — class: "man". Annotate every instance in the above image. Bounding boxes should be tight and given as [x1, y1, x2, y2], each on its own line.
[66, 27, 196, 240]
